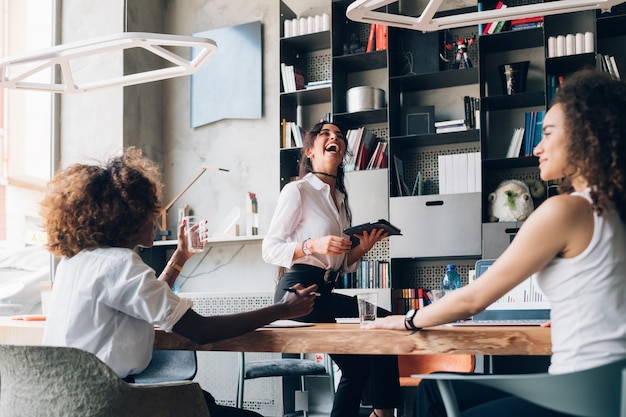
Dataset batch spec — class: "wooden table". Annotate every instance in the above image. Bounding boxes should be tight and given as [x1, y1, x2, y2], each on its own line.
[0, 317, 551, 356]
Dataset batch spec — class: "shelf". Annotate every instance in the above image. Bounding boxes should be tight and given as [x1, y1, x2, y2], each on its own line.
[546, 53, 596, 74]
[152, 235, 264, 247]
[478, 27, 544, 51]
[332, 108, 387, 127]
[280, 30, 331, 52]
[482, 156, 539, 170]
[481, 91, 545, 111]
[390, 129, 480, 147]
[389, 67, 479, 91]
[280, 86, 331, 106]
[333, 50, 387, 71]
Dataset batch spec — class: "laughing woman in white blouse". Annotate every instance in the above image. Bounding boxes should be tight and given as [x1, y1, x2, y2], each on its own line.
[263, 121, 401, 417]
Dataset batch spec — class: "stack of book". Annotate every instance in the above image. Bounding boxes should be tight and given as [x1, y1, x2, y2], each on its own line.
[506, 110, 546, 158]
[345, 127, 387, 171]
[438, 152, 481, 194]
[510, 16, 544, 31]
[482, 1, 508, 34]
[599, 54, 621, 80]
[338, 261, 390, 289]
[365, 24, 388, 52]
[281, 120, 304, 148]
[392, 288, 432, 314]
[280, 63, 305, 93]
[435, 119, 468, 134]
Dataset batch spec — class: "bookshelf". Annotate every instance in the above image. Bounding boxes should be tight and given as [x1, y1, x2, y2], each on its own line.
[279, 0, 626, 314]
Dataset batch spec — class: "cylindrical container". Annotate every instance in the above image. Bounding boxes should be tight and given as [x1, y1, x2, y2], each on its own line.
[547, 36, 557, 58]
[315, 14, 322, 32]
[575, 33, 584, 54]
[284, 19, 292, 38]
[441, 264, 462, 296]
[307, 16, 315, 33]
[556, 35, 566, 57]
[584, 31, 594, 53]
[565, 34, 575, 55]
[373, 88, 385, 109]
[299, 17, 308, 35]
[347, 86, 375, 112]
[291, 18, 299, 36]
[322, 13, 330, 31]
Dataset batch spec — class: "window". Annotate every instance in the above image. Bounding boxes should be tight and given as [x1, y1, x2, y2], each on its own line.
[0, 0, 56, 247]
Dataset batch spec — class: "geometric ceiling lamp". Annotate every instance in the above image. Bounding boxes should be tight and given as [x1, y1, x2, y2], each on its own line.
[0, 32, 217, 93]
[346, 0, 625, 31]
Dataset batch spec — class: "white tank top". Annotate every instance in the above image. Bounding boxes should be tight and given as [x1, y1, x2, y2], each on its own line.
[535, 189, 626, 374]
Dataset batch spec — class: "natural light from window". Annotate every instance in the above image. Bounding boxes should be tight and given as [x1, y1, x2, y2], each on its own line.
[1, 0, 55, 248]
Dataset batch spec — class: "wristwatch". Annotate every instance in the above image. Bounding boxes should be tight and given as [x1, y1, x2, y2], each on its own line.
[302, 239, 312, 256]
[404, 308, 420, 331]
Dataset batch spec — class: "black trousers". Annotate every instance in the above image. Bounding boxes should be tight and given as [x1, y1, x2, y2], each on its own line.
[275, 265, 401, 417]
[415, 374, 574, 417]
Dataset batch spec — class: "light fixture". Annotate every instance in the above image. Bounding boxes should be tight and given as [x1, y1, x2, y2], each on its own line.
[0, 32, 217, 93]
[157, 165, 229, 240]
[346, 0, 625, 32]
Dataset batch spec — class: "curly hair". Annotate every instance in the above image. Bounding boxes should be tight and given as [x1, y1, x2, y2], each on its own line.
[552, 69, 626, 223]
[298, 120, 353, 225]
[40, 147, 163, 257]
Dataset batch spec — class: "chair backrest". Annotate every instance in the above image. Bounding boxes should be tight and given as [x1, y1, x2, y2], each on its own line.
[472, 358, 626, 417]
[0, 344, 130, 417]
[398, 354, 475, 386]
[0, 344, 210, 417]
[133, 350, 197, 384]
[423, 357, 626, 417]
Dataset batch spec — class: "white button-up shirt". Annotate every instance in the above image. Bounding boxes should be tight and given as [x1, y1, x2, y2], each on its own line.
[43, 247, 192, 377]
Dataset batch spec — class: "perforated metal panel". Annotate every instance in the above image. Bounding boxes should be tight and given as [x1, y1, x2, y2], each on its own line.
[391, 259, 478, 290]
[182, 292, 284, 416]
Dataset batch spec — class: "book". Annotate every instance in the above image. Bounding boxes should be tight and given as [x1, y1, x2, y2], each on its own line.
[506, 127, 525, 158]
[436, 125, 468, 134]
[375, 24, 388, 51]
[510, 16, 544, 26]
[434, 119, 466, 128]
[484, 1, 505, 34]
[610, 56, 621, 80]
[344, 219, 402, 248]
[366, 24, 376, 53]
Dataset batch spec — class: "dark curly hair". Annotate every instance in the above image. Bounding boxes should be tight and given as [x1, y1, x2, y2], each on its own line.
[40, 147, 162, 257]
[552, 69, 626, 223]
[299, 120, 352, 225]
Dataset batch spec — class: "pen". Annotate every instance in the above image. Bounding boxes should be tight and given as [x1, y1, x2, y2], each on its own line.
[284, 287, 321, 297]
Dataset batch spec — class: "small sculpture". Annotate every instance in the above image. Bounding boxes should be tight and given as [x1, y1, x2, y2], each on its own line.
[488, 179, 545, 222]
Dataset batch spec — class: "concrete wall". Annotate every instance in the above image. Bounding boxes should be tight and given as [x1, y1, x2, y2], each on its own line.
[57, 0, 327, 293]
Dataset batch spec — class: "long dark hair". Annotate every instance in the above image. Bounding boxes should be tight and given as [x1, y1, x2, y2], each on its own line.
[299, 120, 352, 225]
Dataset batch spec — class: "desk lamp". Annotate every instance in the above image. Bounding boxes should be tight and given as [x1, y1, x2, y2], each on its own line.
[0, 32, 217, 93]
[156, 165, 229, 240]
[346, 0, 625, 32]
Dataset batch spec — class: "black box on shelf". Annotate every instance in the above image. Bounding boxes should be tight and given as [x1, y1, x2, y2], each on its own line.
[401, 105, 435, 136]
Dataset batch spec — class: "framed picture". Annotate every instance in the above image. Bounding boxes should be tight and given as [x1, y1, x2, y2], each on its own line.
[401, 105, 435, 136]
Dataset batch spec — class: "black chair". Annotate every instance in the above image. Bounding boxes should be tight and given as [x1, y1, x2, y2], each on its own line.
[133, 350, 198, 384]
[236, 352, 335, 416]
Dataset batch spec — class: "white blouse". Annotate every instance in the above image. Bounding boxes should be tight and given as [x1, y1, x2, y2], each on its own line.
[42, 247, 192, 377]
[263, 173, 357, 273]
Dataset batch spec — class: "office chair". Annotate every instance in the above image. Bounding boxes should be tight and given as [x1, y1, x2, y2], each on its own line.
[133, 350, 198, 384]
[417, 357, 626, 417]
[236, 352, 335, 416]
[0, 344, 210, 417]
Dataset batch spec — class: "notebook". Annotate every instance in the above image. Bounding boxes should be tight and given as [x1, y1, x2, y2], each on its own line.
[452, 259, 550, 326]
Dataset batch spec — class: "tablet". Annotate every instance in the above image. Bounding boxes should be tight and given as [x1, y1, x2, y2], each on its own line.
[343, 219, 402, 248]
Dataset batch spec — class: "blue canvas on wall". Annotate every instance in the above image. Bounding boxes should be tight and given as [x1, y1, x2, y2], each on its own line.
[191, 21, 262, 127]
